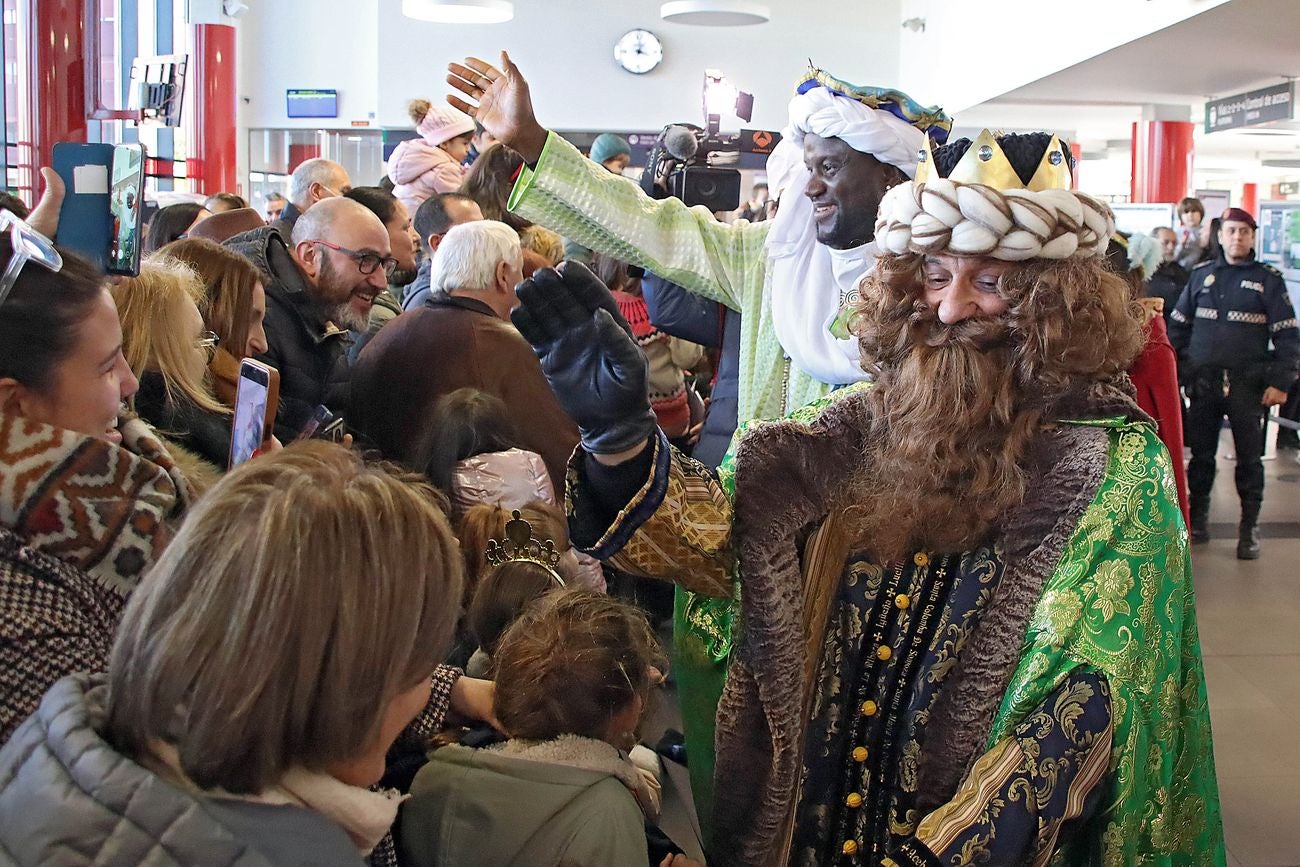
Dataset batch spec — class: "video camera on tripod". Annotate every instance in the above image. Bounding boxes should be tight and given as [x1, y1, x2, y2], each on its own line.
[639, 69, 780, 212]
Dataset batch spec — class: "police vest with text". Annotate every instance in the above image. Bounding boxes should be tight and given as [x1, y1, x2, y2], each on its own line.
[1168, 253, 1299, 392]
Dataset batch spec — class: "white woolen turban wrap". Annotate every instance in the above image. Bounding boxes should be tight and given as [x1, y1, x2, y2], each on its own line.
[765, 87, 928, 203]
[761, 85, 932, 385]
[873, 179, 1116, 261]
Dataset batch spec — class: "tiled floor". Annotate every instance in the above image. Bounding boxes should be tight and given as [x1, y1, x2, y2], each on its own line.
[1197, 435, 1300, 867]
[648, 432, 1300, 865]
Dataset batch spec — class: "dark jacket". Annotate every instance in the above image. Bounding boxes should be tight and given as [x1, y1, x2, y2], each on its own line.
[1168, 252, 1300, 392]
[269, 201, 302, 241]
[349, 293, 579, 492]
[642, 273, 739, 469]
[133, 371, 231, 469]
[0, 674, 364, 866]
[225, 227, 352, 439]
[0, 529, 123, 744]
[1144, 260, 1189, 330]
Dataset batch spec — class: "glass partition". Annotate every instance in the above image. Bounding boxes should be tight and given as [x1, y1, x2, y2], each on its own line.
[247, 127, 385, 219]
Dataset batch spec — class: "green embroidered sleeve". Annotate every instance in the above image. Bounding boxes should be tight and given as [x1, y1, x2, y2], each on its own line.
[508, 132, 769, 313]
[989, 421, 1225, 866]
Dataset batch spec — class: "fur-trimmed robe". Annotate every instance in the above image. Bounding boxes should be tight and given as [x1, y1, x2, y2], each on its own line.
[570, 382, 1223, 866]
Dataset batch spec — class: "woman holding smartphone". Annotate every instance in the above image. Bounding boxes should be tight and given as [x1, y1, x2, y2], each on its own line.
[161, 236, 269, 406]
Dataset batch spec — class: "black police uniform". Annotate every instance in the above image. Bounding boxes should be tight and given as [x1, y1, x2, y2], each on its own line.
[1168, 252, 1299, 552]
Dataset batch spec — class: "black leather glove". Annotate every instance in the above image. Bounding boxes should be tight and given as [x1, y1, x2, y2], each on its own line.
[512, 262, 657, 455]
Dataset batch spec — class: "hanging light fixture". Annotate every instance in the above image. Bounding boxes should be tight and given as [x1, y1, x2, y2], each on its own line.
[402, 0, 514, 24]
[660, 1, 770, 26]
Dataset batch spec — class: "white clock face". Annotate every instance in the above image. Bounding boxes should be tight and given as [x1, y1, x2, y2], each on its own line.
[614, 29, 663, 75]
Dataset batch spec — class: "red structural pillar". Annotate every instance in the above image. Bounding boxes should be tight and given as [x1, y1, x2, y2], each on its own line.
[190, 23, 238, 194]
[1131, 121, 1195, 203]
[1240, 182, 1258, 218]
[29, 0, 88, 175]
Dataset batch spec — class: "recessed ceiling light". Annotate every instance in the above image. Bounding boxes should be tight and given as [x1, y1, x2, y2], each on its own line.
[660, 1, 770, 26]
[402, 0, 514, 24]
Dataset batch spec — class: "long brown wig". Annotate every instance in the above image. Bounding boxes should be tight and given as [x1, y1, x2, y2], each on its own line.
[842, 251, 1146, 562]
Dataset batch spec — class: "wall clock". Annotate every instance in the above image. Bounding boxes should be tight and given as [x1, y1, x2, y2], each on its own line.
[614, 29, 663, 75]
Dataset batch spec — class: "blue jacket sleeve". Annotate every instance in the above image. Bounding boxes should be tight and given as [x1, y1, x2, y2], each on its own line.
[641, 272, 724, 348]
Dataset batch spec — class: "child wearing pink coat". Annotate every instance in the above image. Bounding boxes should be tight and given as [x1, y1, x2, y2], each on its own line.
[387, 99, 475, 216]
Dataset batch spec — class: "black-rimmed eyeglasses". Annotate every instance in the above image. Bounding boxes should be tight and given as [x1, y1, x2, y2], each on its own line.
[306, 239, 398, 279]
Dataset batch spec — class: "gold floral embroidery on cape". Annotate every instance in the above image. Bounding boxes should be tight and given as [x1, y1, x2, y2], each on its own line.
[990, 421, 1223, 865]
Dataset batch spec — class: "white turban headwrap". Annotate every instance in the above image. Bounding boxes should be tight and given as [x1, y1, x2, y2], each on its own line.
[764, 87, 928, 386]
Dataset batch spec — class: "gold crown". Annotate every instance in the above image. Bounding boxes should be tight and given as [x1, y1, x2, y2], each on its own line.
[914, 129, 1072, 192]
[485, 510, 566, 586]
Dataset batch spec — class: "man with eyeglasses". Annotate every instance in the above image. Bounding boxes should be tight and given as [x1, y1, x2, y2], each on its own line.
[227, 196, 393, 439]
[273, 158, 352, 238]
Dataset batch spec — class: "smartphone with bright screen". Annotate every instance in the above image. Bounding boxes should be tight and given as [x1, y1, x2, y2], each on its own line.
[107, 144, 145, 276]
[229, 361, 271, 469]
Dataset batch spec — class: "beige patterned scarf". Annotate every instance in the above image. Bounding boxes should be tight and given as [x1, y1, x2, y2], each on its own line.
[0, 410, 191, 595]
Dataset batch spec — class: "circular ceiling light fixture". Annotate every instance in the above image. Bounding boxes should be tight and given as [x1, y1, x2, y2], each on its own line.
[402, 0, 514, 24]
[660, 1, 770, 26]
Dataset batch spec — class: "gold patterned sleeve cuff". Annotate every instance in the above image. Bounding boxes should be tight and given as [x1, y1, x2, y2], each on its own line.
[575, 432, 735, 598]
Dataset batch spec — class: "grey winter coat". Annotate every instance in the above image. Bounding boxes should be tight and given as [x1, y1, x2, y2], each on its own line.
[0, 674, 363, 867]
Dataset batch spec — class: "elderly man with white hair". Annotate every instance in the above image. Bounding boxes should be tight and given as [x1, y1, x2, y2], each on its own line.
[274, 157, 351, 237]
[348, 220, 577, 489]
[448, 52, 951, 835]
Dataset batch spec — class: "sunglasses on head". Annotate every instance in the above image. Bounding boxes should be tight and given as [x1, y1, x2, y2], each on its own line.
[0, 209, 63, 307]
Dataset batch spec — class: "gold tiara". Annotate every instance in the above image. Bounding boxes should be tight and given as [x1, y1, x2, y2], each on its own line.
[914, 129, 1071, 192]
[485, 510, 566, 587]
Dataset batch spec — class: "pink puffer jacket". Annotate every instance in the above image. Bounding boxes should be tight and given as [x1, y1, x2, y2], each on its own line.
[450, 448, 555, 515]
[387, 138, 467, 216]
[450, 448, 606, 592]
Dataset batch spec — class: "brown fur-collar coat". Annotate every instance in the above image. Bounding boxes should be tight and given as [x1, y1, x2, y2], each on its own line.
[710, 381, 1147, 866]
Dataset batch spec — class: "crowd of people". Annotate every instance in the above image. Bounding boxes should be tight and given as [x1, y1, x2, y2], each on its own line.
[0, 46, 1296, 867]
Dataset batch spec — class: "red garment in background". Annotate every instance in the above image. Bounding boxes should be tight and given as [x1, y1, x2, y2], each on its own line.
[1128, 312, 1190, 525]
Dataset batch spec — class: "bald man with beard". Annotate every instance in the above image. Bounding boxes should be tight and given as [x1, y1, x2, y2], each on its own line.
[510, 131, 1223, 866]
[227, 197, 393, 438]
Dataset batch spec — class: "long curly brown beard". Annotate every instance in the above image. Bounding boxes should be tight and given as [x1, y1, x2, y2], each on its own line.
[839, 251, 1146, 563]
[843, 302, 1045, 563]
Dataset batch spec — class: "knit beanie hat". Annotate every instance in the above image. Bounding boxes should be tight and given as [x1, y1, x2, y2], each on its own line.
[590, 133, 631, 166]
[410, 99, 475, 147]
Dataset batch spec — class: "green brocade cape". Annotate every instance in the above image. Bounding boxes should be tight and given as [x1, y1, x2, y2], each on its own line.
[674, 397, 1223, 864]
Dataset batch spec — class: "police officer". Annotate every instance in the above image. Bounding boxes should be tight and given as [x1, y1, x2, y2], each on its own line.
[1169, 208, 1299, 559]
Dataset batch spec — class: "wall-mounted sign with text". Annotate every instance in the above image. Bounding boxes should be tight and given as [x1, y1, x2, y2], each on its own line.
[1205, 82, 1294, 133]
